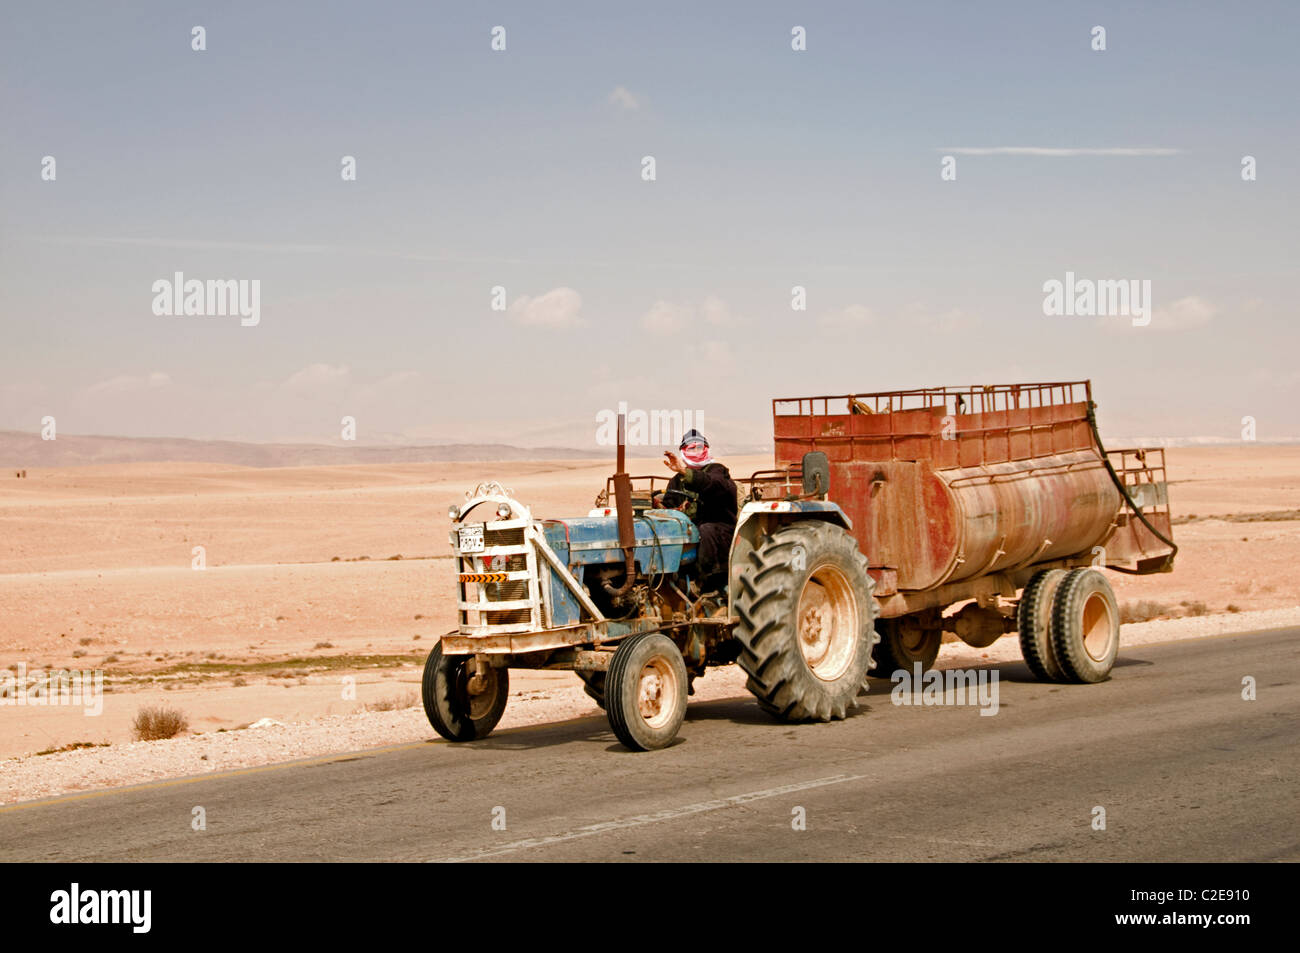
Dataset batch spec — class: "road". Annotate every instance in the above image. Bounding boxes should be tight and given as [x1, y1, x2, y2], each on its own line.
[1, 628, 1296, 862]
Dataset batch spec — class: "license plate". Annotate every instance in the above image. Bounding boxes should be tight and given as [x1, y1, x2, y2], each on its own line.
[457, 523, 485, 554]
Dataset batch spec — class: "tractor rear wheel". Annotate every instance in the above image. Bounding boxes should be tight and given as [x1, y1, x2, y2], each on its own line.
[869, 617, 941, 676]
[605, 633, 689, 751]
[421, 640, 509, 742]
[1050, 568, 1120, 683]
[734, 521, 877, 721]
[1018, 568, 1068, 682]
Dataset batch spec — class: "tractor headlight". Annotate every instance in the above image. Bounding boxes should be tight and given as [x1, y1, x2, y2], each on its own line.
[496, 503, 511, 519]
[448, 504, 460, 520]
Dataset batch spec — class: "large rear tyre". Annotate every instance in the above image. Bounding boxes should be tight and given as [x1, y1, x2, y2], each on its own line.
[1050, 568, 1120, 683]
[605, 634, 689, 751]
[1017, 568, 1068, 682]
[869, 617, 941, 676]
[734, 521, 877, 722]
[422, 641, 509, 742]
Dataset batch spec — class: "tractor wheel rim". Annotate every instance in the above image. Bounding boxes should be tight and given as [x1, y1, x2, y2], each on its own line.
[464, 667, 498, 719]
[637, 657, 678, 729]
[1081, 591, 1115, 661]
[797, 565, 858, 682]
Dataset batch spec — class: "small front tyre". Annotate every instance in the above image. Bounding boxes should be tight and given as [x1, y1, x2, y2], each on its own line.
[422, 640, 509, 742]
[605, 634, 689, 751]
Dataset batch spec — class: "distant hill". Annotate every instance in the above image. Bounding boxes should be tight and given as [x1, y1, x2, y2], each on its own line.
[0, 431, 604, 469]
[2, 429, 1288, 471]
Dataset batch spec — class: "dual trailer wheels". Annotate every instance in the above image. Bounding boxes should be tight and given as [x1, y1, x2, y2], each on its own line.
[1018, 567, 1121, 683]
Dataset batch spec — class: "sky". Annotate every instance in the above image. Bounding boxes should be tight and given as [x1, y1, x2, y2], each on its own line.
[2, 1, 1297, 451]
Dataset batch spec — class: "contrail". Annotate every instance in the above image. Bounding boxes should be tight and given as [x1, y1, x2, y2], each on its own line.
[938, 146, 1183, 156]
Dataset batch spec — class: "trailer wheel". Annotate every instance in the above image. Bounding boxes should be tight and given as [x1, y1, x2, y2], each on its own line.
[605, 633, 688, 751]
[1050, 568, 1120, 683]
[577, 671, 606, 710]
[1017, 569, 1068, 682]
[734, 521, 877, 722]
[869, 617, 941, 676]
[421, 640, 509, 742]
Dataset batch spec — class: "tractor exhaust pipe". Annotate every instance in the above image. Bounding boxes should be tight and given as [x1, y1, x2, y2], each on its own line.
[604, 413, 637, 599]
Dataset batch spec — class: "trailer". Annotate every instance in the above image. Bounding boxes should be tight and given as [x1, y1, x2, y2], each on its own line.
[427, 380, 1175, 751]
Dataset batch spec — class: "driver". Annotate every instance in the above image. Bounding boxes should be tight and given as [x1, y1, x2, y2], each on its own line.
[660, 429, 737, 595]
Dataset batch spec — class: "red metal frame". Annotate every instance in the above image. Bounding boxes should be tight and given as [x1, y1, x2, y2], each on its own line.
[773, 381, 1095, 469]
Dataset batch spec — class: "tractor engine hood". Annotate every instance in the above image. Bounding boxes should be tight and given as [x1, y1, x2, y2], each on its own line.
[541, 509, 698, 574]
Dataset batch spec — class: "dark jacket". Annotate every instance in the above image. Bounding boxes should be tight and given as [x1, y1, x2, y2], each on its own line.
[666, 462, 738, 527]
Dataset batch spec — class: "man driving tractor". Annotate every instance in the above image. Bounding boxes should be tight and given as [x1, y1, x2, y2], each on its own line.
[657, 429, 737, 595]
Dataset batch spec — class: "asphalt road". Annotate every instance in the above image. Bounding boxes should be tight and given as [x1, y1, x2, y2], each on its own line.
[1, 628, 1295, 862]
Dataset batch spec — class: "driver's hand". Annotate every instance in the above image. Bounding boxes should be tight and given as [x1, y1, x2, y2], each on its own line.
[663, 450, 685, 473]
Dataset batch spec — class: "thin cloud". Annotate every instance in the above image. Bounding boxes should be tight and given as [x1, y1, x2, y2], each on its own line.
[607, 86, 642, 111]
[29, 235, 527, 265]
[938, 146, 1182, 156]
[509, 287, 584, 329]
[817, 305, 875, 329]
[87, 371, 171, 394]
[282, 363, 351, 391]
[641, 296, 738, 333]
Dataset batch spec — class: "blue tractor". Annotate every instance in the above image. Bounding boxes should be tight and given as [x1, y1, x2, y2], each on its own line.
[424, 423, 879, 751]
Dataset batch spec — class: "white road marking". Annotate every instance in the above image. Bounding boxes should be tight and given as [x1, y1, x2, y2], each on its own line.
[432, 773, 868, 862]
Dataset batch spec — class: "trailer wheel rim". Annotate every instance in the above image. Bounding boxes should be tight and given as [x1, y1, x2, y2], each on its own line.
[636, 656, 679, 729]
[1081, 591, 1116, 661]
[797, 565, 858, 681]
[900, 626, 930, 654]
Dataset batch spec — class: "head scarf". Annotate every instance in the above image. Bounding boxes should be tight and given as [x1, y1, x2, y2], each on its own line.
[679, 429, 714, 468]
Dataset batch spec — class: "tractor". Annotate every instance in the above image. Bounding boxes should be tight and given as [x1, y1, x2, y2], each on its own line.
[424, 381, 1175, 751]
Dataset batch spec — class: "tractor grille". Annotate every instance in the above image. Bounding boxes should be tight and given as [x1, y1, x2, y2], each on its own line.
[457, 521, 535, 631]
[484, 526, 524, 547]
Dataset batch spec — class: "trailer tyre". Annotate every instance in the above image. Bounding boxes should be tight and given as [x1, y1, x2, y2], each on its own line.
[1017, 569, 1068, 682]
[422, 640, 509, 742]
[735, 521, 878, 722]
[1050, 568, 1120, 683]
[605, 633, 689, 751]
[870, 618, 941, 676]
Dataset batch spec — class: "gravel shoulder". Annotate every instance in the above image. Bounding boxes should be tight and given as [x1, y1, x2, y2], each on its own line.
[4, 606, 1296, 806]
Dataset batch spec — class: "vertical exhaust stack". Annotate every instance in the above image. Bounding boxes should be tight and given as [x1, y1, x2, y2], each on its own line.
[607, 413, 637, 597]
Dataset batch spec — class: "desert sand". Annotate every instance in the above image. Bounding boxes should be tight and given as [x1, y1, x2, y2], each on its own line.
[1, 447, 1296, 784]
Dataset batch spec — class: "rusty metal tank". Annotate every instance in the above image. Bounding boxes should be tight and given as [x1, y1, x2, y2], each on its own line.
[772, 382, 1167, 592]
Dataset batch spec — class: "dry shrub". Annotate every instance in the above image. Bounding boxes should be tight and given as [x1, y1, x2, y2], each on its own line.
[364, 691, 417, 712]
[132, 705, 188, 741]
[1119, 600, 1171, 624]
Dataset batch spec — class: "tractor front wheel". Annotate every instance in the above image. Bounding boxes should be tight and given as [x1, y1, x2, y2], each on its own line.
[605, 634, 689, 751]
[422, 640, 509, 742]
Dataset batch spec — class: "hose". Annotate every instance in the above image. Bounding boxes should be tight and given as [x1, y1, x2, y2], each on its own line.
[1086, 401, 1178, 574]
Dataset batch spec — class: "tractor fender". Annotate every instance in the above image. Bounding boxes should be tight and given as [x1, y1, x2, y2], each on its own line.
[727, 500, 857, 607]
